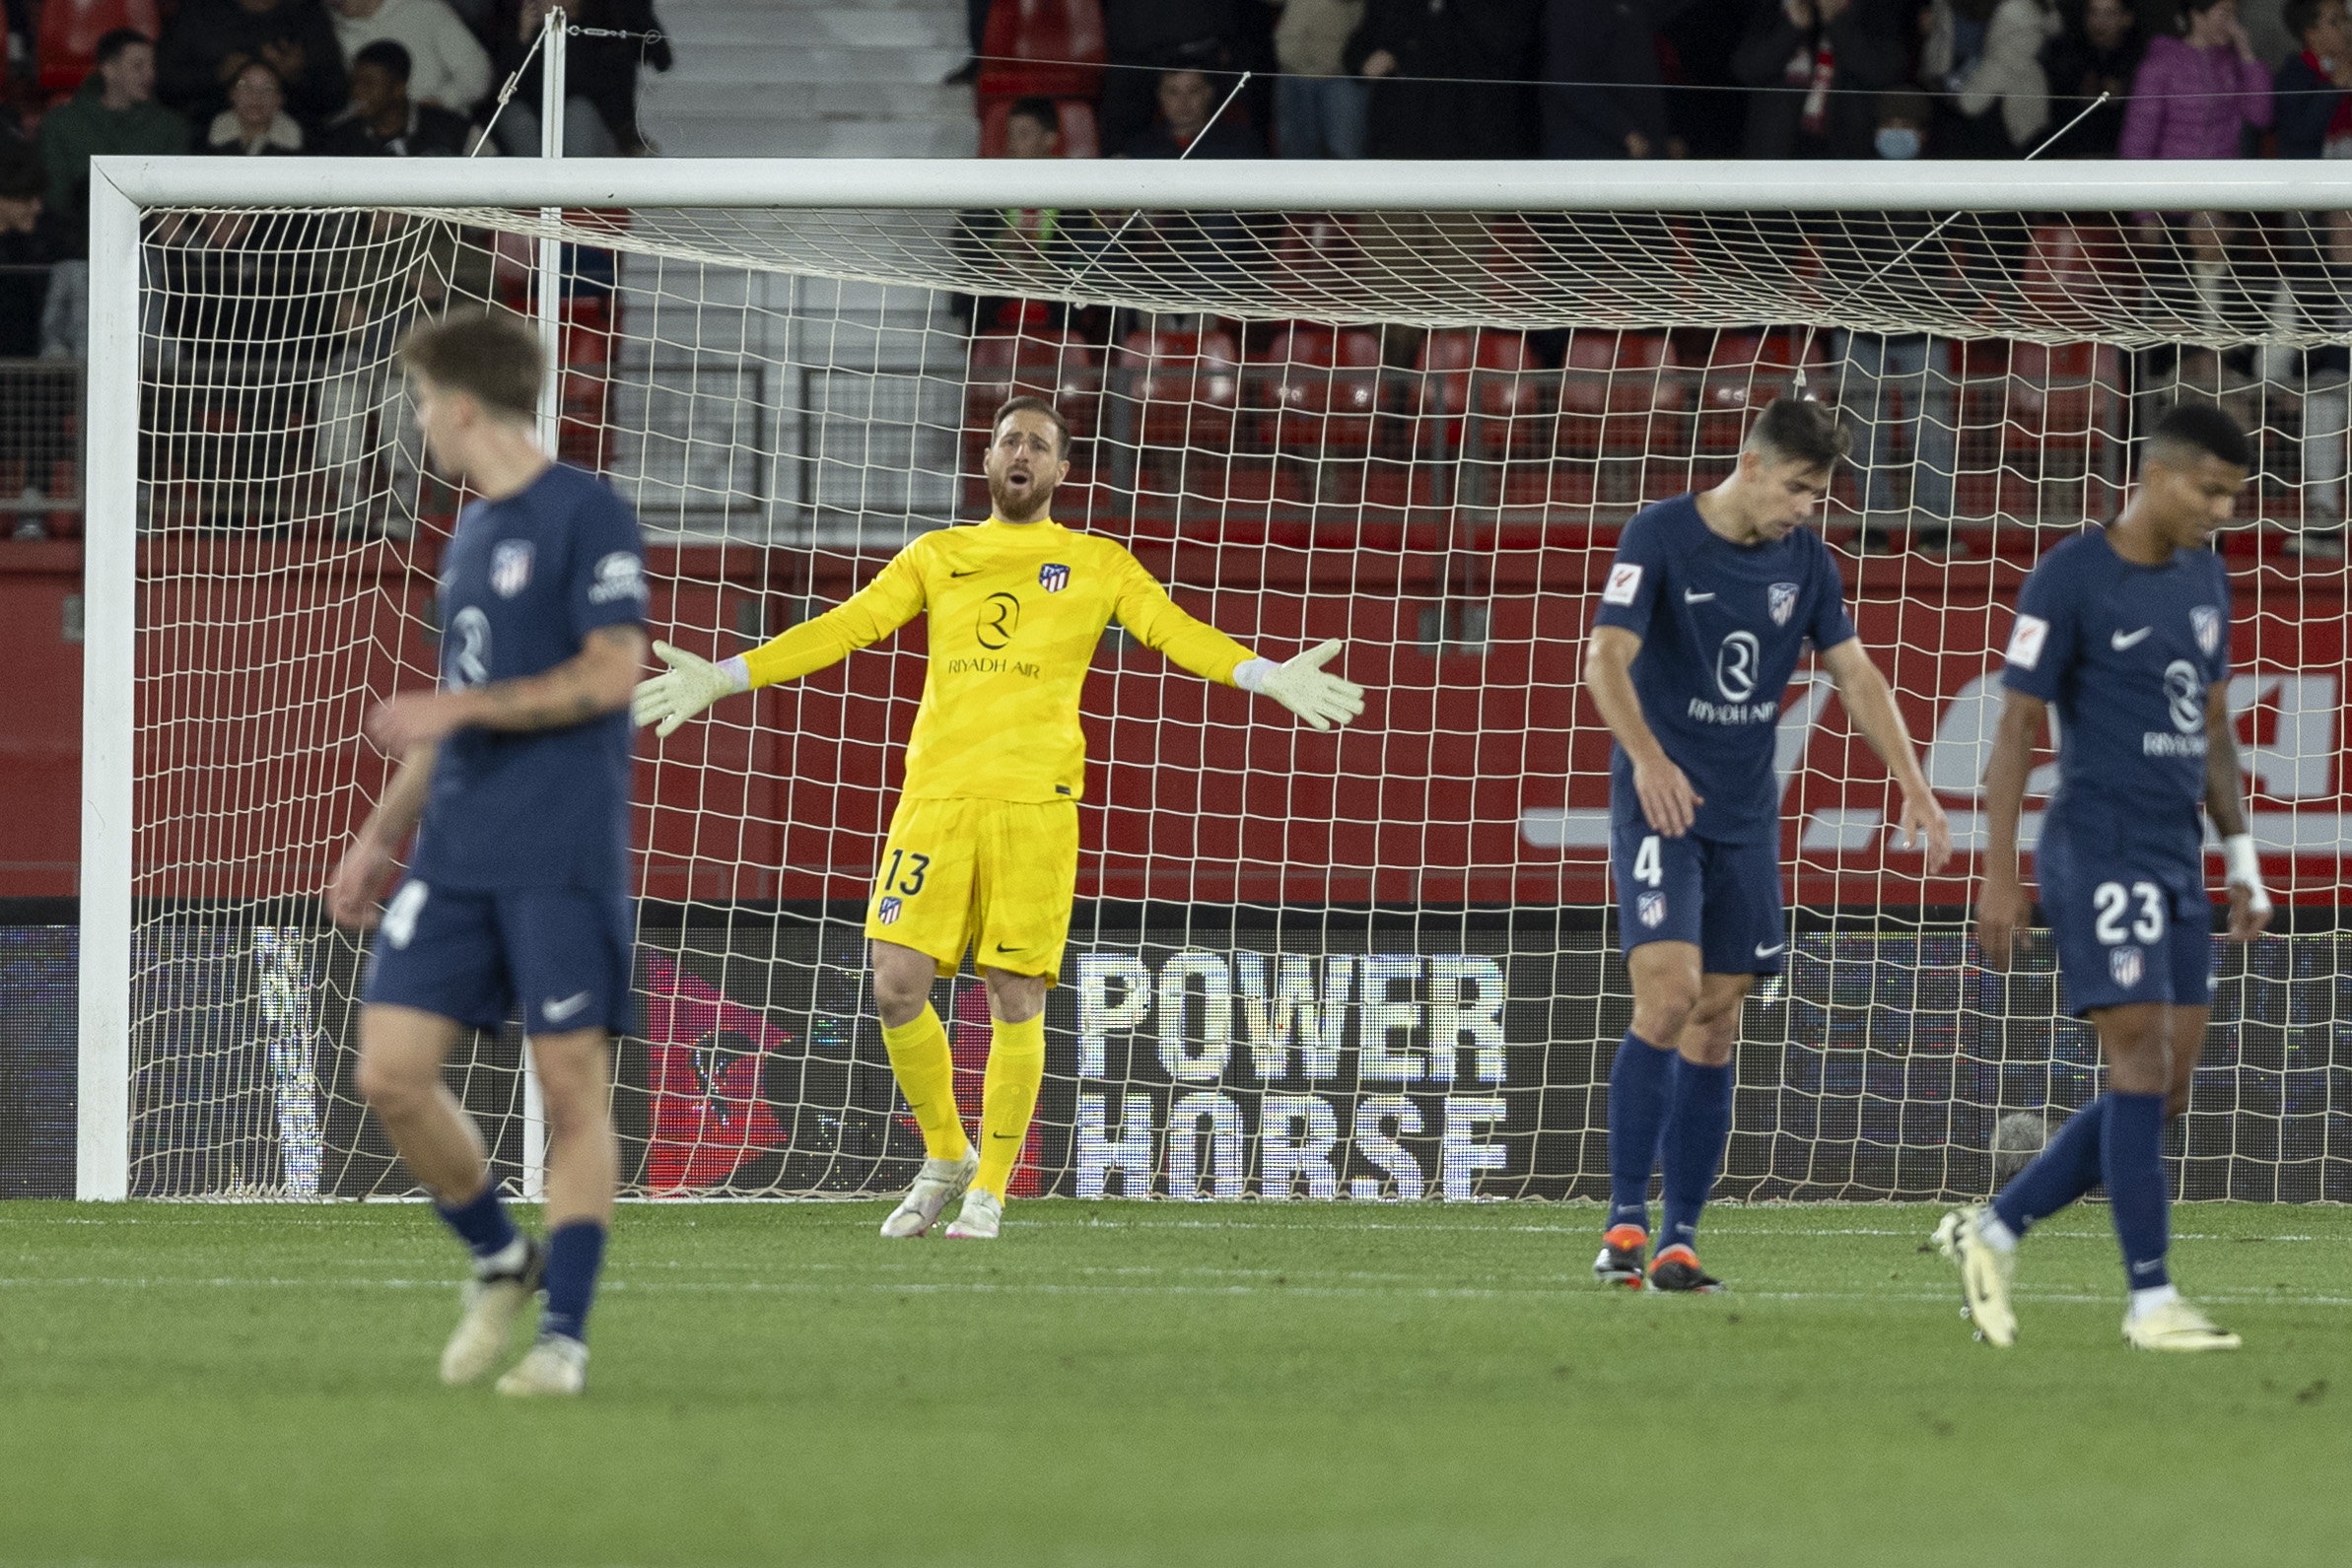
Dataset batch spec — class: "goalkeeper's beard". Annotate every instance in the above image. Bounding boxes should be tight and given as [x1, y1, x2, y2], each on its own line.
[987, 466, 1057, 524]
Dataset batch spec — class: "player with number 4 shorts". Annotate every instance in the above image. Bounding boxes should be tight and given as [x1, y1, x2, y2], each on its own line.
[632, 396, 1367, 1239]
[1584, 398, 1952, 1292]
[1941, 401, 2271, 1352]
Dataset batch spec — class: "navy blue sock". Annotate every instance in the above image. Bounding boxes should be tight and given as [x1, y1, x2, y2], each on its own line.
[1992, 1096, 2107, 1239]
[2101, 1093, 2171, 1292]
[433, 1180, 519, 1262]
[1606, 1031, 1676, 1234]
[540, 1220, 608, 1344]
[1659, 1056, 1734, 1251]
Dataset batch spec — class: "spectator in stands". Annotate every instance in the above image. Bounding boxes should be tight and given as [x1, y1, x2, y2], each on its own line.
[2039, 0, 2144, 157]
[1274, 0, 1370, 158]
[1121, 66, 1265, 156]
[1541, 0, 1681, 158]
[159, 0, 349, 131]
[2120, 0, 2271, 333]
[36, 30, 191, 260]
[964, 99, 1091, 331]
[1833, 88, 1963, 555]
[1920, 0, 2058, 154]
[327, 0, 490, 116]
[2274, 0, 2352, 156]
[1102, 2, 1250, 154]
[0, 142, 66, 535]
[316, 38, 472, 154]
[205, 59, 307, 152]
[1346, 0, 1543, 158]
[2271, 0, 2352, 555]
[489, 0, 671, 156]
[1730, 0, 1904, 156]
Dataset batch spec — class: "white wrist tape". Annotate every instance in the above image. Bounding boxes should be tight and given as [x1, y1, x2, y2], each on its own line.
[2222, 833, 2271, 915]
[718, 654, 752, 692]
[1231, 656, 1275, 694]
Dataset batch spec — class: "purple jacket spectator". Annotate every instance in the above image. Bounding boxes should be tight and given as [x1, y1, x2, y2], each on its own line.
[2118, 34, 2271, 161]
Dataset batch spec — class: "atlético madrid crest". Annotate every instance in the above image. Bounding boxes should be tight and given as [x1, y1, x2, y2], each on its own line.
[1769, 581, 1799, 627]
[1039, 563, 1071, 592]
[490, 540, 534, 598]
[875, 896, 902, 925]
[2110, 946, 2144, 989]
[1637, 891, 1668, 928]
[2191, 606, 2220, 655]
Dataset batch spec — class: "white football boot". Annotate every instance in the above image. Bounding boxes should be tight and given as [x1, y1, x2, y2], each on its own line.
[943, 1187, 1003, 1240]
[439, 1239, 543, 1386]
[2123, 1298, 2242, 1352]
[496, 1333, 588, 1396]
[880, 1147, 980, 1239]
[1933, 1205, 2019, 1348]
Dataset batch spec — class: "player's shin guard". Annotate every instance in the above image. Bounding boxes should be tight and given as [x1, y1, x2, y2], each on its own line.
[882, 1004, 971, 1163]
[1658, 1056, 1733, 1253]
[539, 1220, 607, 1344]
[2102, 1093, 2172, 1293]
[1606, 1031, 1675, 1236]
[1991, 1094, 2106, 1242]
[975, 1012, 1045, 1197]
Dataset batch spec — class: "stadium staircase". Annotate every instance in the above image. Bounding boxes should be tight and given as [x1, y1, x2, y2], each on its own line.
[639, 0, 978, 159]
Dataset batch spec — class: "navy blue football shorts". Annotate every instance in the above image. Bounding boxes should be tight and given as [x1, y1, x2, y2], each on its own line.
[2036, 827, 2213, 1015]
[362, 878, 637, 1037]
[1610, 818, 1788, 976]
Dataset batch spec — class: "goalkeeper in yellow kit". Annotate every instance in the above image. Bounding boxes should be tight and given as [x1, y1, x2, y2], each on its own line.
[632, 397, 1365, 1238]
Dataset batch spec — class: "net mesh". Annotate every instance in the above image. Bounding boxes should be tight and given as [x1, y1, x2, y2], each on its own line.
[121, 198, 2352, 1202]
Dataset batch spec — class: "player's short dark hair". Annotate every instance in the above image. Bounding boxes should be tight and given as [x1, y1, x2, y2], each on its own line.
[993, 395, 1071, 459]
[2146, 400, 2250, 471]
[1744, 395, 1851, 472]
[94, 27, 153, 67]
[2286, 0, 2338, 42]
[402, 310, 542, 422]
[1006, 96, 1058, 133]
[354, 39, 413, 83]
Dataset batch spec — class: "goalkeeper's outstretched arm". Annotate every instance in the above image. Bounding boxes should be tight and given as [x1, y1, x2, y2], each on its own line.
[633, 552, 926, 736]
[1114, 560, 1367, 731]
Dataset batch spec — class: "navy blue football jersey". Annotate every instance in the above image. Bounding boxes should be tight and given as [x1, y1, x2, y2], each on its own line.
[1592, 494, 1858, 843]
[2001, 528, 2231, 864]
[408, 463, 649, 891]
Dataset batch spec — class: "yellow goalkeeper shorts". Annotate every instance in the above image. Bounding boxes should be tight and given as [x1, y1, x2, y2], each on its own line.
[864, 797, 1079, 983]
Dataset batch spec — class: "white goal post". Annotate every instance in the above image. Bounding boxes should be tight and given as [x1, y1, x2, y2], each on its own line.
[77, 155, 2352, 1202]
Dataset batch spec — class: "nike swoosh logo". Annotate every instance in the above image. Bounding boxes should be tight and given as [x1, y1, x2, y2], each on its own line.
[994, 943, 1022, 953]
[542, 990, 591, 1023]
[990, 1131, 1020, 1140]
[1754, 943, 1785, 959]
[1684, 590, 1715, 603]
[2111, 627, 2152, 649]
[951, 570, 979, 578]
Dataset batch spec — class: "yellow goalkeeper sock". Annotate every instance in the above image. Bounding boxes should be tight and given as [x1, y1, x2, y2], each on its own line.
[975, 1012, 1046, 1196]
[880, 1006, 968, 1163]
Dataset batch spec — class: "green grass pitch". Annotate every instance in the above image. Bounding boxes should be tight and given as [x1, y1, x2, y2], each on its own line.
[3, 1200, 2348, 1567]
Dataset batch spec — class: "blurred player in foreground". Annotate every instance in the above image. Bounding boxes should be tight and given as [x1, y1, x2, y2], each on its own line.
[327, 311, 649, 1395]
[1939, 402, 2270, 1351]
[633, 397, 1364, 1239]
[1585, 397, 1953, 1292]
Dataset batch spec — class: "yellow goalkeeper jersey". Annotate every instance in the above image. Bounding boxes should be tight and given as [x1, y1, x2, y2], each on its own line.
[740, 517, 1257, 802]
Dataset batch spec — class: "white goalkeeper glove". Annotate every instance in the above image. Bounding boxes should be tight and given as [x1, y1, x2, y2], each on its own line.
[2222, 832, 2272, 919]
[632, 641, 749, 738]
[1234, 639, 1365, 732]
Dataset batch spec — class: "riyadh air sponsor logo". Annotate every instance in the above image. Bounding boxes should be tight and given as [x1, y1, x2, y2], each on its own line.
[1039, 563, 1071, 592]
[875, 896, 903, 925]
[1769, 581, 1799, 627]
[2110, 947, 2144, 989]
[2192, 605, 2221, 655]
[491, 540, 534, 598]
[1636, 891, 1667, 928]
[2167, 659, 2203, 730]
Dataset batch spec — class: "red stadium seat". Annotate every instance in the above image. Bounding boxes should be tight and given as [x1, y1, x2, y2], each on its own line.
[2000, 340, 2122, 521]
[977, 98, 1100, 159]
[1693, 328, 1824, 457]
[1556, 330, 1686, 503]
[975, 0, 1105, 102]
[966, 328, 1102, 445]
[1416, 329, 1546, 459]
[2021, 222, 2127, 328]
[36, 0, 161, 94]
[1253, 324, 1382, 458]
[1112, 324, 1239, 493]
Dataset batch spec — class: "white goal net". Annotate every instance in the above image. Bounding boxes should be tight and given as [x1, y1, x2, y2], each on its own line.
[82, 159, 2352, 1203]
